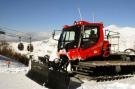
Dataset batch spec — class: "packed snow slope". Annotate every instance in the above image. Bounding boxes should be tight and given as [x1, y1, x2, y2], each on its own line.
[1, 55, 135, 89]
[0, 73, 48, 89]
[0, 55, 28, 73]
[4, 25, 135, 89]
[76, 77, 135, 89]
[0, 55, 48, 89]
[9, 25, 135, 60]
[105, 25, 135, 52]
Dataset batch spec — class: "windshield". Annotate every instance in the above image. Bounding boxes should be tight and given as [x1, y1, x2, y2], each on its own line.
[58, 26, 81, 50]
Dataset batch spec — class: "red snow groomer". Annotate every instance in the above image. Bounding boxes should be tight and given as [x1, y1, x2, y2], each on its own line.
[57, 21, 109, 60]
[53, 21, 135, 75]
[28, 21, 135, 89]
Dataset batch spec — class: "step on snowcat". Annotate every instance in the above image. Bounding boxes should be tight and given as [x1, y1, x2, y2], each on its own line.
[27, 21, 135, 89]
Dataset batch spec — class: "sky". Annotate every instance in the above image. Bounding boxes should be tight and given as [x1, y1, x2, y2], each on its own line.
[0, 0, 135, 32]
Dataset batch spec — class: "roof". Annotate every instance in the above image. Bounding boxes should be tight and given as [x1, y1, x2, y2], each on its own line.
[63, 21, 103, 29]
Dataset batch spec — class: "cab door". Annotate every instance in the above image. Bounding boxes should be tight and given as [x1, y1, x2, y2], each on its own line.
[79, 25, 102, 60]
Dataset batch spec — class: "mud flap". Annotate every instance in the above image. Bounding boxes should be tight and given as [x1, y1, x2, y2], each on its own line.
[47, 70, 70, 89]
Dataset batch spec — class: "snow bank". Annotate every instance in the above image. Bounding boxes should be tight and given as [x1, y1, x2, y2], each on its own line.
[104, 25, 135, 51]
[9, 35, 59, 60]
[0, 55, 29, 73]
[0, 67, 29, 73]
[0, 60, 29, 73]
[0, 55, 47, 89]
[76, 78, 135, 89]
[78, 82, 135, 89]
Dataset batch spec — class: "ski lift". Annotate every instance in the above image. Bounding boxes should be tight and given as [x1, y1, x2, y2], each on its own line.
[18, 37, 24, 51]
[0, 30, 5, 34]
[27, 43, 34, 52]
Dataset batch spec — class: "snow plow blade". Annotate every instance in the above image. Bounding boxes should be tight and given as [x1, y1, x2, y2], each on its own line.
[27, 60, 70, 89]
[26, 61, 49, 84]
[47, 70, 70, 89]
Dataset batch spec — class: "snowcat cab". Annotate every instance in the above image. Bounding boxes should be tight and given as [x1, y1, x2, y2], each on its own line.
[55, 21, 110, 70]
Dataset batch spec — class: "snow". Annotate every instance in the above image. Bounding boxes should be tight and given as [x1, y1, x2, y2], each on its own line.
[5, 25, 135, 89]
[0, 55, 48, 89]
[75, 77, 135, 89]
[69, 75, 135, 89]
[104, 25, 135, 52]
[9, 36, 59, 61]
[0, 73, 48, 89]
[0, 66, 28, 73]
[0, 55, 28, 73]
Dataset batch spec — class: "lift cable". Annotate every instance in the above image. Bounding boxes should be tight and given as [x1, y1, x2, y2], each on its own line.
[0, 26, 33, 52]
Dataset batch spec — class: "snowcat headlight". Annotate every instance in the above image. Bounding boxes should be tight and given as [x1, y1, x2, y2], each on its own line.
[54, 58, 60, 64]
[59, 49, 66, 54]
[62, 49, 66, 53]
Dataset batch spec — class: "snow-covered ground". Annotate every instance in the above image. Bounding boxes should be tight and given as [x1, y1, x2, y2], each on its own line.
[5, 25, 135, 89]
[0, 55, 28, 73]
[1, 54, 135, 89]
[0, 73, 48, 89]
[75, 77, 135, 89]
[0, 55, 48, 89]
[105, 25, 135, 52]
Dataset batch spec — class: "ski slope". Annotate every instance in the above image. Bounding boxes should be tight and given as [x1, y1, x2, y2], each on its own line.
[6, 25, 135, 89]
[75, 78, 135, 89]
[0, 55, 28, 73]
[0, 73, 48, 89]
[1, 55, 135, 89]
[105, 25, 135, 52]
[0, 55, 48, 89]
